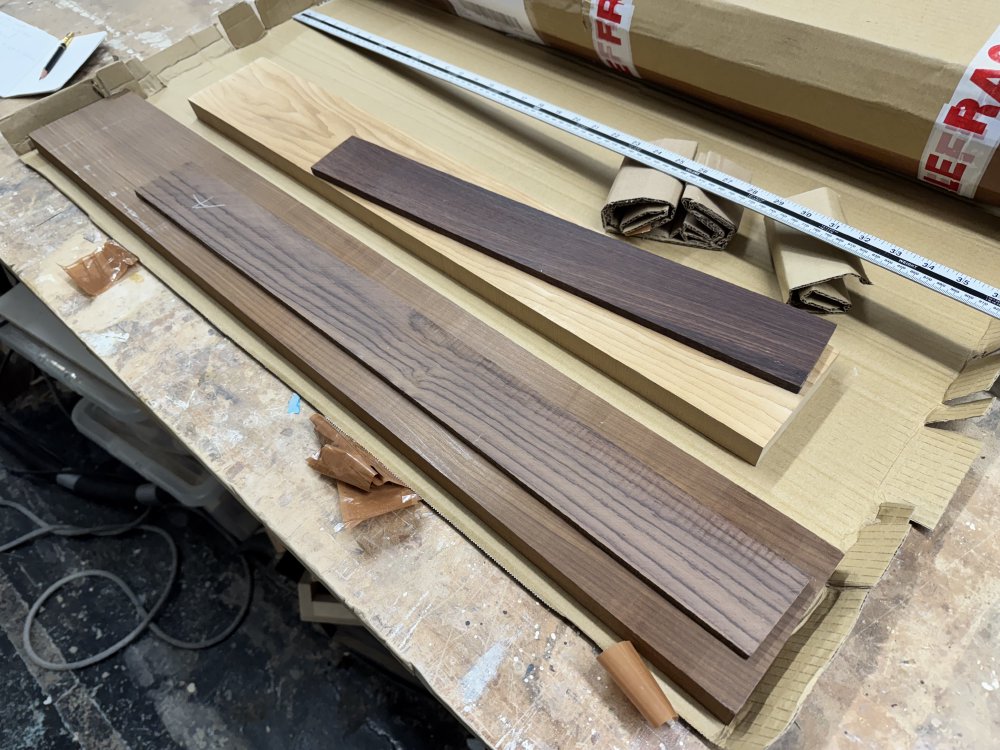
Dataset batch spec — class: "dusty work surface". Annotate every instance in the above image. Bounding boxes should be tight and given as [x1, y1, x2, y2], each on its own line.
[1, 0, 999, 748]
[0, 384, 471, 750]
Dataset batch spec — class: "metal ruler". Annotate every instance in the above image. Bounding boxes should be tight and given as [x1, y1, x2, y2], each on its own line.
[295, 9, 1000, 321]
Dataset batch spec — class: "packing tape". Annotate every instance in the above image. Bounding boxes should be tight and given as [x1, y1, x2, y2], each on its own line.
[586, 0, 639, 78]
[62, 241, 139, 297]
[446, 0, 542, 44]
[918, 26, 1000, 198]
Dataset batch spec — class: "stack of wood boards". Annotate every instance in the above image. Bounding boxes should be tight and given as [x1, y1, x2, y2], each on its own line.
[187, 59, 839, 465]
[31, 92, 842, 721]
[14, 4, 998, 747]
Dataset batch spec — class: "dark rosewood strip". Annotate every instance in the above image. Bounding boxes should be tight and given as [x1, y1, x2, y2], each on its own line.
[30, 94, 842, 720]
[312, 137, 836, 393]
[137, 164, 806, 658]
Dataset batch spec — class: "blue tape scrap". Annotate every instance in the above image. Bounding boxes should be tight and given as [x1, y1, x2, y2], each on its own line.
[287, 393, 301, 414]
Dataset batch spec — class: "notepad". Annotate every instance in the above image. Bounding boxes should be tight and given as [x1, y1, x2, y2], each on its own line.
[0, 12, 105, 98]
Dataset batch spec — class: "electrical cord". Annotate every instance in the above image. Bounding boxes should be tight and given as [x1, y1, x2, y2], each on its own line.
[0, 499, 253, 671]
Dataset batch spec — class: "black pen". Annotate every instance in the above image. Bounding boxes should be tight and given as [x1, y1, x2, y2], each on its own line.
[39, 32, 74, 80]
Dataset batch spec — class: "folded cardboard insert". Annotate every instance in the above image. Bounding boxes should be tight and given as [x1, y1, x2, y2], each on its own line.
[602, 138, 750, 249]
[766, 188, 873, 313]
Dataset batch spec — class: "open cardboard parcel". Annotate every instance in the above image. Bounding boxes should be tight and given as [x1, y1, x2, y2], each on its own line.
[6, 0, 1000, 746]
[417, 0, 1000, 209]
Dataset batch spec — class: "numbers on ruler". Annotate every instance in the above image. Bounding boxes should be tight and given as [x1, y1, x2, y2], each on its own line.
[299, 11, 1000, 322]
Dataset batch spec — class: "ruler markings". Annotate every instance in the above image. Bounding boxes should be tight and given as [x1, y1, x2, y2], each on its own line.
[295, 10, 1000, 320]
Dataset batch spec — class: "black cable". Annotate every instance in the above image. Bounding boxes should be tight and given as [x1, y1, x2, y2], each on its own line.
[0, 499, 253, 670]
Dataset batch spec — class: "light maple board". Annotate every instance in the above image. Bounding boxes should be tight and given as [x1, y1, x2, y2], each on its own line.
[188, 58, 836, 464]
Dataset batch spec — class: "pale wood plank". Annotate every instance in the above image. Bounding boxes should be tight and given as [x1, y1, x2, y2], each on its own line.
[189, 59, 836, 464]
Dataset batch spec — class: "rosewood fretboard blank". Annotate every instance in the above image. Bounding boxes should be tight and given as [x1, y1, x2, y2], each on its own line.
[137, 164, 807, 658]
[312, 137, 836, 393]
[29, 94, 843, 720]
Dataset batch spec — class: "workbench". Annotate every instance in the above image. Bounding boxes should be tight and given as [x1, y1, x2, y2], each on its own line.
[0, 2, 998, 748]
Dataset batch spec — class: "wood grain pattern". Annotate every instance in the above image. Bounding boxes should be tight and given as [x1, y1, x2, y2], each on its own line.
[30, 93, 842, 720]
[188, 59, 837, 464]
[313, 138, 836, 393]
[137, 164, 807, 658]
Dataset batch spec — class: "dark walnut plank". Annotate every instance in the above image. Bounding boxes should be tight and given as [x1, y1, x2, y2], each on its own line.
[137, 164, 806, 658]
[30, 93, 842, 721]
[312, 137, 836, 393]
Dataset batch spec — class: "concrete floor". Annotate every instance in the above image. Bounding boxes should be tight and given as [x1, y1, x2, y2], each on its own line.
[0, 380, 472, 750]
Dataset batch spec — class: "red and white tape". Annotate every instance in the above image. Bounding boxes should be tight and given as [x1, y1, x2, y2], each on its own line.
[919, 27, 1000, 198]
[588, 0, 639, 78]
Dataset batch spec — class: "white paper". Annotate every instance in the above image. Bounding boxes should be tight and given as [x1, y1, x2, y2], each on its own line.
[448, 0, 542, 44]
[0, 12, 105, 98]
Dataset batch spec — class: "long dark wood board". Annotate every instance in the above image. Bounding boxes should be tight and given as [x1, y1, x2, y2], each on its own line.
[312, 137, 836, 393]
[137, 164, 805, 658]
[30, 93, 842, 721]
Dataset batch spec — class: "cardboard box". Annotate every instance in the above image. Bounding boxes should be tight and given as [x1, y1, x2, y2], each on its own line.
[7, 0, 998, 744]
[421, 0, 1000, 208]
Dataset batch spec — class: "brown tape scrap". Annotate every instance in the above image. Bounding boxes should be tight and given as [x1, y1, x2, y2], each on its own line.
[307, 413, 420, 525]
[62, 240, 139, 296]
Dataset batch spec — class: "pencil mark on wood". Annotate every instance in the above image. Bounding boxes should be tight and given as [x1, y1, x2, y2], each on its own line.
[191, 193, 224, 209]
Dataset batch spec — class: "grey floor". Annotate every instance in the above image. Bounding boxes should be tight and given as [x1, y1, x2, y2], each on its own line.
[0, 377, 473, 750]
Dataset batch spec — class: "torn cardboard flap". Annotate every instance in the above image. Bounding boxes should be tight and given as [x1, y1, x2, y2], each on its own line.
[255, 0, 316, 29]
[218, 2, 266, 49]
[766, 187, 872, 313]
[601, 141, 749, 249]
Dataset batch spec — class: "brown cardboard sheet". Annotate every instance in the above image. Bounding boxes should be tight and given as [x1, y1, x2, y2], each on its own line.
[15, 1, 999, 745]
